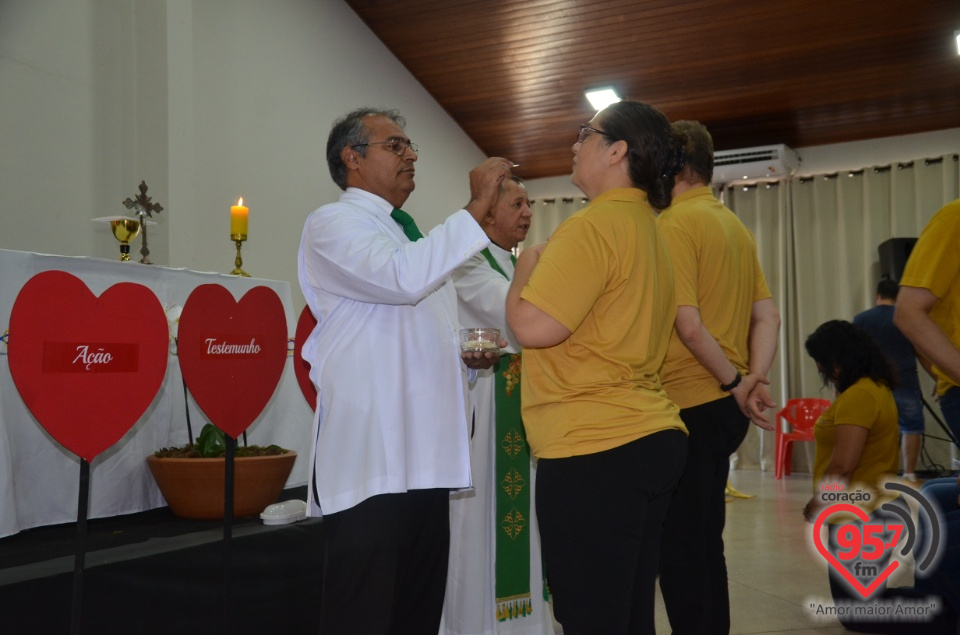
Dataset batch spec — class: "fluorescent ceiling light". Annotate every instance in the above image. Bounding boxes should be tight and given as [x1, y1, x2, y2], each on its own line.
[585, 87, 621, 111]
[956, 30, 960, 55]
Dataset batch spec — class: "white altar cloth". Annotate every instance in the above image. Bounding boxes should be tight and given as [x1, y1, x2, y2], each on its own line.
[0, 249, 313, 538]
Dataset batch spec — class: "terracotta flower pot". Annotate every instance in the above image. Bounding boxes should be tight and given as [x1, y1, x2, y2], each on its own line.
[146, 452, 297, 520]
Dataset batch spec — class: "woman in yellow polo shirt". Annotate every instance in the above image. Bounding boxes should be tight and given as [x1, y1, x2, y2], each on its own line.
[506, 100, 686, 633]
[803, 320, 899, 508]
[802, 320, 899, 627]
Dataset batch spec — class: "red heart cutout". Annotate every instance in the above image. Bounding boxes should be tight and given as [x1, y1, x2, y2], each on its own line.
[8, 271, 169, 462]
[177, 285, 287, 439]
[813, 503, 900, 599]
[293, 305, 317, 411]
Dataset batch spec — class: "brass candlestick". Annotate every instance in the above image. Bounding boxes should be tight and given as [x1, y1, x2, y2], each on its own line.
[230, 234, 251, 277]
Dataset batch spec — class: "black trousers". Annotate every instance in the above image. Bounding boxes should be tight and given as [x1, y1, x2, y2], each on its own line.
[318, 488, 450, 635]
[659, 396, 749, 635]
[536, 429, 687, 635]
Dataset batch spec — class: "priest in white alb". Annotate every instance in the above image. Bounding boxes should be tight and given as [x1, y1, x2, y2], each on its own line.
[444, 176, 554, 635]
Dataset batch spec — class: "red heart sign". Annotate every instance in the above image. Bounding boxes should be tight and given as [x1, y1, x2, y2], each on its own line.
[293, 305, 317, 411]
[8, 271, 169, 462]
[813, 504, 900, 598]
[177, 284, 287, 439]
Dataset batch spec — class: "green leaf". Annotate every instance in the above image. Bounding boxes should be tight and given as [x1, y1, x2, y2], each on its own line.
[196, 424, 226, 458]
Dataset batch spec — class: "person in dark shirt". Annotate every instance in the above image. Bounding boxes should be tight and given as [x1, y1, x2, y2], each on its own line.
[853, 279, 924, 482]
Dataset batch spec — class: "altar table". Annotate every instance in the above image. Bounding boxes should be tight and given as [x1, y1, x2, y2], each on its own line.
[0, 249, 314, 538]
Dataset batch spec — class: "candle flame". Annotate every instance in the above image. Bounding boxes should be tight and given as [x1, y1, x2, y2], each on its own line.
[236, 197, 244, 206]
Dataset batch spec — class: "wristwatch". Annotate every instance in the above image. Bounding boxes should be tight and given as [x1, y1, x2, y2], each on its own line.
[720, 371, 743, 392]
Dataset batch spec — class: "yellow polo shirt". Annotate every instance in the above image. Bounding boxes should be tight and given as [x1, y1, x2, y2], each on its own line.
[656, 186, 772, 409]
[520, 188, 685, 459]
[812, 378, 899, 496]
[899, 198, 960, 395]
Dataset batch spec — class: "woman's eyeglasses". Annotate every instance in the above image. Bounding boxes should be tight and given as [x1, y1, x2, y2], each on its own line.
[577, 124, 613, 144]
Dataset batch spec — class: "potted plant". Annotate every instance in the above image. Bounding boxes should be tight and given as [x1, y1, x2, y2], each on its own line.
[147, 423, 297, 520]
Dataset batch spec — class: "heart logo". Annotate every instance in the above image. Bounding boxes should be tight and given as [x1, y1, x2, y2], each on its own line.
[8, 271, 169, 461]
[177, 284, 287, 439]
[813, 503, 900, 598]
[293, 305, 317, 411]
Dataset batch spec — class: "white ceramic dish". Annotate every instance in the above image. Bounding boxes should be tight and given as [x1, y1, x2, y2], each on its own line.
[260, 499, 308, 525]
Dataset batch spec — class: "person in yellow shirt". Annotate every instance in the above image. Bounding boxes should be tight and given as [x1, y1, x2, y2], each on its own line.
[802, 321, 899, 507]
[506, 100, 687, 634]
[802, 320, 900, 629]
[895, 197, 960, 449]
[656, 120, 781, 635]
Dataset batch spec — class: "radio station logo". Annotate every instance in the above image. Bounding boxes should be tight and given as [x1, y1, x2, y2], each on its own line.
[808, 481, 947, 624]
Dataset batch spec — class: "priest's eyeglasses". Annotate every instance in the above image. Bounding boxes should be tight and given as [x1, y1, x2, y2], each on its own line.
[352, 138, 419, 156]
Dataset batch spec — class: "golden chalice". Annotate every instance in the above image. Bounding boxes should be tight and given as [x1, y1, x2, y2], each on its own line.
[110, 218, 142, 261]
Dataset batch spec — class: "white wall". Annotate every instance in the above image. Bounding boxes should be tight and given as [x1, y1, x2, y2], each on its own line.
[0, 0, 486, 312]
[0, 0, 144, 259]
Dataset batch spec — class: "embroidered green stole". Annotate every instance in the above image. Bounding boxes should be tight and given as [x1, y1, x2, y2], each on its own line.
[481, 248, 534, 621]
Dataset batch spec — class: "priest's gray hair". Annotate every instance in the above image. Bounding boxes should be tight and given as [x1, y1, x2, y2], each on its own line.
[327, 108, 406, 190]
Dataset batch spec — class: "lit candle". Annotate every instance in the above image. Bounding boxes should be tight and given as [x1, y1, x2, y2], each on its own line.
[230, 197, 248, 236]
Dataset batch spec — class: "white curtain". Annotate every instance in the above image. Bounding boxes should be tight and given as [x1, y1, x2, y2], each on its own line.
[720, 181, 790, 471]
[522, 196, 588, 248]
[729, 154, 960, 472]
[521, 155, 960, 474]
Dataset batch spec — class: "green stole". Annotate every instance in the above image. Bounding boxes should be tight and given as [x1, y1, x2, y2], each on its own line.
[390, 207, 424, 240]
[481, 248, 534, 622]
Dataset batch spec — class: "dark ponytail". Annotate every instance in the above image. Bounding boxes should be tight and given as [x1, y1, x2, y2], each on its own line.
[595, 100, 684, 211]
[649, 130, 685, 210]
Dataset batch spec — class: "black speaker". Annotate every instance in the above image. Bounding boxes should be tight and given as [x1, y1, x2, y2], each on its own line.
[878, 238, 918, 282]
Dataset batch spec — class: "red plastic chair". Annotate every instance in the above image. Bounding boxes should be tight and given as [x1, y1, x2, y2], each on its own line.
[774, 398, 831, 479]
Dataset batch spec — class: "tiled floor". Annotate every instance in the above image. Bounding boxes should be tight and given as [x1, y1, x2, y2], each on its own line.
[552, 468, 912, 634]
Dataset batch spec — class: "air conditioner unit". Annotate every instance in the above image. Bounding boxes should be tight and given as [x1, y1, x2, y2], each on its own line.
[711, 144, 799, 185]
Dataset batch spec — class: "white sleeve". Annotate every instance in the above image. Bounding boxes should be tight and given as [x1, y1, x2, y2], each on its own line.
[301, 206, 488, 306]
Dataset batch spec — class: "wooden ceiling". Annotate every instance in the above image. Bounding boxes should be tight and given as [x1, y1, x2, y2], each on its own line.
[343, 0, 960, 180]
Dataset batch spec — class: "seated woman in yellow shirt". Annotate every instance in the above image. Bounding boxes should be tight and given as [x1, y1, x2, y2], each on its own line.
[803, 320, 899, 510]
[802, 320, 900, 629]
